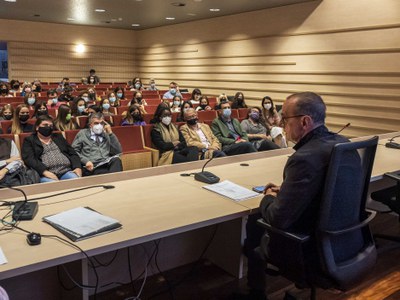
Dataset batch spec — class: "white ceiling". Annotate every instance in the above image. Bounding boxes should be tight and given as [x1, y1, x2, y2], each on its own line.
[0, 0, 315, 30]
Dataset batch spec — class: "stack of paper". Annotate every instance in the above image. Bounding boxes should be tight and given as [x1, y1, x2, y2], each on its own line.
[203, 180, 260, 202]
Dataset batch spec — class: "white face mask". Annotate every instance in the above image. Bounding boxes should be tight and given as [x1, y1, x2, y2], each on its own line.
[92, 124, 104, 135]
[161, 116, 172, 126]
[264, 103, 272, 110]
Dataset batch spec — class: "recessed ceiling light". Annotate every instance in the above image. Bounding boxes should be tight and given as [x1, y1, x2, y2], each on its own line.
[187, 13, 197, 16]
[33, 14, 40, 17]
[4, 0, 17, 2]
[95, 9, 106, 12]
[75, 44, 86, 53]
[165, 17, 175, 20]
[193, 0, 202, 2]
[172, 2, 186, 6]
[209, 8, 220, 12]
[67, 18, 75, 21]
[131, 24, 140, 27]
[118, 17, 123, 21]
[111, 18, 117, 22]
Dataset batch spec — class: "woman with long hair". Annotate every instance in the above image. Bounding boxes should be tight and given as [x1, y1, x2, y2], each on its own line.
[54, 104, 79, 131]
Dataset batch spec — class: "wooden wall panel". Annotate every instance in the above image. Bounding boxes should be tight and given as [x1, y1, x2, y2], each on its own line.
[136, 0, 400, 137]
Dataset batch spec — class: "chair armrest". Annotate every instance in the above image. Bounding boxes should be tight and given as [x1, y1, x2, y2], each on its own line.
[257, 219, 310, 242]
[324, 210, 376, 236]
[385, 171, 400, 182]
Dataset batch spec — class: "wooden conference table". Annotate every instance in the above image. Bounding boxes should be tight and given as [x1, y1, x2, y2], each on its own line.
[0, 132, 399, 299]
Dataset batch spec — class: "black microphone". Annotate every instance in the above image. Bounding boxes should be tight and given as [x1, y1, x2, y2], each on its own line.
[194, 155, 220, 184]
[0, 184, 38, 221]
[337, 122, 351, 134]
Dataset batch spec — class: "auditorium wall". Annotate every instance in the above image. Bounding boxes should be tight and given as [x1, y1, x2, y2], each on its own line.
[135, 0, 400, 137]
[0, 19, 136, 83]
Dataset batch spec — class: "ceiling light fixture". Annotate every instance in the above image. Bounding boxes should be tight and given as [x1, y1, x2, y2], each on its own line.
[209, 8, 220, 12]
[4, 0, 17, 2]
[165, 17, 175, 20]
[131, 24, 140, 27]
[171, 2, 186, 7]
[75, 44, 86, 53]
[67, 18, 75, 21]
[95, 9, 106, 12]
[187, 13, 197, 16]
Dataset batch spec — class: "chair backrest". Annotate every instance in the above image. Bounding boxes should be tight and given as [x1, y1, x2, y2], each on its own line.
[64, 129, 81, 145]
[197, 110, 217, 122]
[0, 120, 13, 133]
[112, 126, 144, 152]
[112, 115, 124, 127]
[141, 124, 154, 148]
[317, 136, 378, 289]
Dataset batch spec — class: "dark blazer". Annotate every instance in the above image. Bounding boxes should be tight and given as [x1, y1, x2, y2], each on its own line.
[22, 133, 81, 176]
[260, 125, 349, 233]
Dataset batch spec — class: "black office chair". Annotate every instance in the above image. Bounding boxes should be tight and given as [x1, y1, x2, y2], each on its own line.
[371, 171, 400, 242]
[258, 136, 379, 300]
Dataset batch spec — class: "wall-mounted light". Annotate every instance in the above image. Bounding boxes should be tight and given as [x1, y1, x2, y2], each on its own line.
[75, 44, 86, 53]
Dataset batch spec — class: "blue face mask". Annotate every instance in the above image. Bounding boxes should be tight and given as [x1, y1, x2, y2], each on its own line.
[222, 108, 232, 118]
[27, 98, 35, 105]
[135, 83, 141, 89]
[117, 92, 123, 98]
[109, 97, 116, 103]
[78, 106, 85, 113]
[170, 88, 177, 95]
[103, 103, 110, 110]
[83, 97, 89, 102]
[173, 100, 180, 106]
[52, 98, 58, 104]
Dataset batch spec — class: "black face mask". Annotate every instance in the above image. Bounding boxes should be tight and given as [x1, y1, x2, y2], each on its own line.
[3, 114, 12, 120]
[38, 126, 53, 137]
[35, 86, 42, 92]
[0, 88, 8, 94]
[13, 84, 20, 90]
[37, 110, 48, 117]
[200, 104, 207, 109]
[135, 97, 142, 103]
[187, 118, 198, 126]
[19, 114, 29, 122]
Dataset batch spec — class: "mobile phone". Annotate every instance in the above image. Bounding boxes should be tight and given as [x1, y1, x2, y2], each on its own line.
[252, 185, 265, 193]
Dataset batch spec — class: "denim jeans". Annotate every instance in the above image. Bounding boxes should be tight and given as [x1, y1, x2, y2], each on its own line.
[40, 171, 79, 183]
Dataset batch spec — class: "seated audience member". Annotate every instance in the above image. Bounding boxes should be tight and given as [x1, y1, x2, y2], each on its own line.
[241, 107, 280, 151]
[24, 92, 37, 110]
[176, 101, 193, 122]
[189, 88, 202, 104]
[114, 87, 126, 101]
[262, 96, 287, 148]
[231, 92, 248, 109]
[215, 93, 228, 109]
[9, 104, 33, 134]
[46, 89, 61, 109]
[9, 79, 21, 93]
[170, 95, 182, 113]
[211, 101, 257, 156]
[57, 77, 70, 92]
[196, 96, 212, 111]
[77, 90, 92, 104]
[54, 104, 79, 131]
[87, 87, 100, 102]
[121, 104, 146, 126]
[241, 92, 351, 300]
[150, 102, 170, 124]
[20, 83, 32, 97]
[0, 82, 12, 97]
[100, 98, 115, 116]
[129, 91, 148, 114]
[33, 101, 48, 119]
[107, 91, 120, 108]
[0, 104, 14, 121]
[0, 135, 24, 184]
[181, 108, 226, 159]
[72, 98, 88, 117]
[58, 85, 75, 103]
[163, 81, 182, 100]
[151, 107, 198, 165]
[32, 79, 42, 93]
[130, 77, 144, 91]
[87, 104, 101, 115]
[22, 115, 82, 183]
[87, 69, 100, 85]
[72, 112, 122, 176]
[147, 78, 158, 91]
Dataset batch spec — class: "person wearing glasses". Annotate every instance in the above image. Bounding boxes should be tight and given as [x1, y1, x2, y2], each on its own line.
[211, 100, 257, 156]
[240, 92, 352, 300]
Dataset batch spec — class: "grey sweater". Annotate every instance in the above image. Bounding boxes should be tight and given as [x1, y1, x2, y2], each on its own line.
[72, 128, 122, 165]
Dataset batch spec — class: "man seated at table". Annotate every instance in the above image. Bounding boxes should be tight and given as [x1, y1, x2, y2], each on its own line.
[240, 92, 351, 300]
[180, 108, 226, 159]
[211, 100, 257, 156]
[72, 112, 123, 176]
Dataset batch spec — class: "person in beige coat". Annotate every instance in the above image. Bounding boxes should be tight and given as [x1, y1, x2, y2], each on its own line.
[180, 108, 226, 159]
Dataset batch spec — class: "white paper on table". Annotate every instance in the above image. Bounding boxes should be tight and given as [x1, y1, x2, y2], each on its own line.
[0, 247, 8, 265]
[44, 207, 120, 236]
[203, 180, 260, 202]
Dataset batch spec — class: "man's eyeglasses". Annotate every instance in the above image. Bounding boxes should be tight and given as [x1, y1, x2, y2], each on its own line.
[280, 114, 305, 126]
